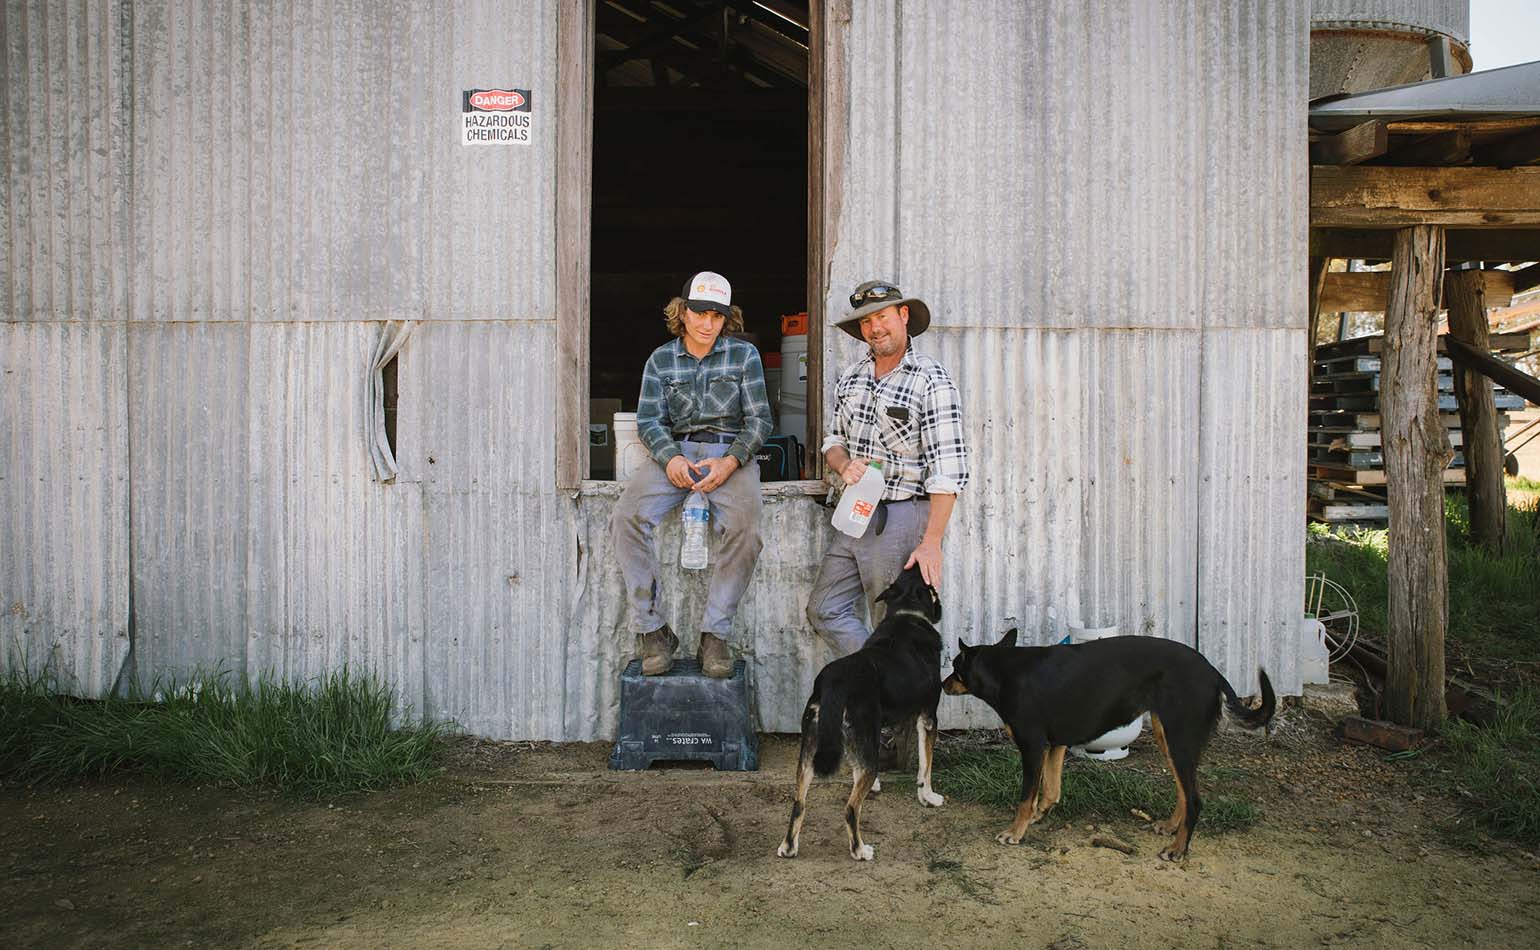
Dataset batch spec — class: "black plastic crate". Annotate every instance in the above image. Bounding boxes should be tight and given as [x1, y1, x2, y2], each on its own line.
[608, 657, 759, 771]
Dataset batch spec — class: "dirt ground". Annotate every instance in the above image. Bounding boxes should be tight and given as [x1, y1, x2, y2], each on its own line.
[4, 705, 1538, 950]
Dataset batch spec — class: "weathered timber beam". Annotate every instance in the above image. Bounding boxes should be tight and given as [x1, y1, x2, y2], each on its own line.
[1382, 225, 1450, 730]
[1447, 271, 1508, 552]
[1312, 165, 1540, 227]
[1444, 335, 1540, 405]
[1319, 268, 1515, 312]
[1310, 121, 1388, 165]
[1310, 228, 1540, 262]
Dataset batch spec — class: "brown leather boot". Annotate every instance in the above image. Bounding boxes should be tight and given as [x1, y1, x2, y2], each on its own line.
[636, 625, 679, 676]
[697, 632, 734, 678]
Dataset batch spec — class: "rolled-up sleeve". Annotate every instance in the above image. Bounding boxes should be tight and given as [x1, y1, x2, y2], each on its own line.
[636, 352, 681, 466]
[729, 348, 772, 467]
[919, 368, 969, 494]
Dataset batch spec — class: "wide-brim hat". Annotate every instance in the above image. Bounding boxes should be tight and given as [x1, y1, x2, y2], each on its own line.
[833, 280, 931, 340]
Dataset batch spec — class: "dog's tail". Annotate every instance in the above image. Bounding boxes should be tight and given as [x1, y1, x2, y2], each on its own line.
[1220, 668, 1276, 731]
[812, 680, 849, 778]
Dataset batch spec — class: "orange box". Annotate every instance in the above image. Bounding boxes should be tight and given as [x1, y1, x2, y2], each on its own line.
[780, 312, 808, 336]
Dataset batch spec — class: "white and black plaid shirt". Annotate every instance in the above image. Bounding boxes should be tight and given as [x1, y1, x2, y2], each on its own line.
[822, 343, 970, 500]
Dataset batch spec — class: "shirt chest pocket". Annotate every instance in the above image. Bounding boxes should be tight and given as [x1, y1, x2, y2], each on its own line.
[664, 378, 696, 421]
[703, 373, 741, 417]
[878, 403, 920, 455]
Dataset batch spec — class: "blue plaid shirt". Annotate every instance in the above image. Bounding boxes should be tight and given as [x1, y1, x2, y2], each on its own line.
[636, 336, 773, 469]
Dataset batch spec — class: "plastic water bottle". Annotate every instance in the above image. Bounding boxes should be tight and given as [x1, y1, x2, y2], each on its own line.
[681, 491, 710, 570]
[830, 461, 885, 538]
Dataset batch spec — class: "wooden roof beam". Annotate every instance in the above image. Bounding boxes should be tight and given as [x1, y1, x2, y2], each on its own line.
[1380, 129, 1472, 167]
[1312, 166, 1540, 227]
[1318, 268, 1515, 313]
[1476, 127, 1540, 168]
[1310, 121, 1388, 165]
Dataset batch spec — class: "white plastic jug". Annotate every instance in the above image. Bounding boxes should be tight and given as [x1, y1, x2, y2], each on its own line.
[613, 412, 651, 483]
[830, 461, 884, 537]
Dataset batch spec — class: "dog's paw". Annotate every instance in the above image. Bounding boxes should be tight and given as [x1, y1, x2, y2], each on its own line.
[776, 841, 798, 859]
[995, 830, 1022, 846]
[1158, 845, 1187, 862]
[1152, 819, 1180, 836]
[869, 777, 882, 795]
[917, 787, 944, 808]
[850, 844, 875, 861]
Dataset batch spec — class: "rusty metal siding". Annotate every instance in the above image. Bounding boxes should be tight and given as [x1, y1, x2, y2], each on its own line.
[125, 0, 555, 322]
[1, 0, 130, 321]
[0, 322, 130, 693]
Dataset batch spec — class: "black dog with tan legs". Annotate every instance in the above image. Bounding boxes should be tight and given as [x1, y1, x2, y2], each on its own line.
[776, 564, 946, 862]
[943, 629, 1275, 860]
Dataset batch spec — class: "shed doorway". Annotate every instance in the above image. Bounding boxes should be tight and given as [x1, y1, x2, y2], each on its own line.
[588, 0, 812, 481]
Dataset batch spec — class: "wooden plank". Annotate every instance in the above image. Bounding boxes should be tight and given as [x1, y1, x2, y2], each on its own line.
[1444, 336, 1540, 406]
[555, 0, 596, 489]
[1312, 166, 1540, 228]
[1309, 121, 1388, 165]
[1312, 465, 1465, 486]
[1310, 227, 1540, 262]
[1446, 270, 1509, 551]
[1310, 331, 1534, 358]
[1382, 225, 1450, 729]
[1318, 268, 1516, 312]
[1508, 262, 1540, 294]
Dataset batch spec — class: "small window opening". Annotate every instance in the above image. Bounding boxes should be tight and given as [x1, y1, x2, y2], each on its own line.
[382, 353, 399, 461]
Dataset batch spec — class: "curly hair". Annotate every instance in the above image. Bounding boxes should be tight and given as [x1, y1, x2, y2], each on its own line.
[663, 296, 745, 338]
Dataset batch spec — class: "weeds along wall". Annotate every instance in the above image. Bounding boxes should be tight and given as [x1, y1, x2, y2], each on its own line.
[2, 0, 1308, 740]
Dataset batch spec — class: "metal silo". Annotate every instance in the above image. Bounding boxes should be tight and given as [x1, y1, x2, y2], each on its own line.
[1312, 1, 1471, 97]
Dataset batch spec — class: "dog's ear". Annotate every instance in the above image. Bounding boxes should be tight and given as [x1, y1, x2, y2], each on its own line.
[997, 628, 1018, 648]
[957, 638, 969, 654]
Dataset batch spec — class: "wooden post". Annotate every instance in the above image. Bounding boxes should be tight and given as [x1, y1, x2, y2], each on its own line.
[1446, 269, 1508, 552]
[1381, 225, 1451, 730]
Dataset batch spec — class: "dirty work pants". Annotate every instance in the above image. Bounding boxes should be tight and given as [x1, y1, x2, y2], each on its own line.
[610, 441, 763, 642]
[805, 497, 930, 657]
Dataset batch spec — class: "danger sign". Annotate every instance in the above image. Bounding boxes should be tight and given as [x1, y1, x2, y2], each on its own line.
[463, 88, 533, 146]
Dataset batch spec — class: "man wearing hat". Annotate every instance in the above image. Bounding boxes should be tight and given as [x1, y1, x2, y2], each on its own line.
[611, 271, 773, 678]
[806, 280, 970, 658]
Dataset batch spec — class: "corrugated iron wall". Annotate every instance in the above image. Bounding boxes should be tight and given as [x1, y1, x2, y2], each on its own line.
[1312, 0, 1469, 42]
[5, 0, 1310, 736]
[824, 0, 1309, 695]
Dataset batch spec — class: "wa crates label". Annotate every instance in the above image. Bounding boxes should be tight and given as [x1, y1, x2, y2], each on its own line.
[462, 88, 532, 146]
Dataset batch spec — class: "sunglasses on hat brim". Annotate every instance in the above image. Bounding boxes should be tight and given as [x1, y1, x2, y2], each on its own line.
[849, 284, 904, 309]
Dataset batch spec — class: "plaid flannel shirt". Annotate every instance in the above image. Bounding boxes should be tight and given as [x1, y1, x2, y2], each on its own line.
[821, 343, 970, 500]
[636, 335, 773, 469]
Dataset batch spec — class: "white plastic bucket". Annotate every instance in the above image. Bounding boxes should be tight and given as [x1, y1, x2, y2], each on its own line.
[778, 334, 808, 444]
[1300, 617, 1330, 685]
[613, 412, 651, 483]
[1066, 622, 1143, 761]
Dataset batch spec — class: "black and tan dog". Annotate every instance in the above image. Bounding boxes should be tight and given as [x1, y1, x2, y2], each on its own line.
[776, 564, 945, 861]
[943, 628, 1275, 860]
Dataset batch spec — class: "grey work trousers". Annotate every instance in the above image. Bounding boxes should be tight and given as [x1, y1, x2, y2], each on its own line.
[805, 497, 930, 656]
[610, 441, 763, 641]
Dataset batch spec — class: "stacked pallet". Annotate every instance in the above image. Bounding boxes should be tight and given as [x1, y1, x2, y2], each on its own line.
[1308, 333, 1531, 524]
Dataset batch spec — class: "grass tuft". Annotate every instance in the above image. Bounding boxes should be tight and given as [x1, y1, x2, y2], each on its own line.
[1434, 687, 1540, 848]
[933, 745, 1259, 834]
[0, 665, 445, 796]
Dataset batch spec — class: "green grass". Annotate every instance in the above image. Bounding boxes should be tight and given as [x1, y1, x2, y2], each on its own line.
[1433, 687, 1540, 848]
[932, 745, 1260, 833]
[1507, 475, 1540, 494]
[1306, 494, 1540, 660]
[0, 665, 445, 796]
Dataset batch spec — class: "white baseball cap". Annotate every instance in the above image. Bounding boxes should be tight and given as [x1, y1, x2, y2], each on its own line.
[683, 271, 732, 314]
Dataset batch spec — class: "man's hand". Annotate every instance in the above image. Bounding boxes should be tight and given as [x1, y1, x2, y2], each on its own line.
[665, 455, 703, 489]
[692, 455, 740, 493]
[904, 537, 944, 588]
[840, 457, 868, 486]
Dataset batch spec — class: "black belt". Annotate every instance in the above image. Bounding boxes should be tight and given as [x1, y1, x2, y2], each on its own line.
[678, 432, 735, 445]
